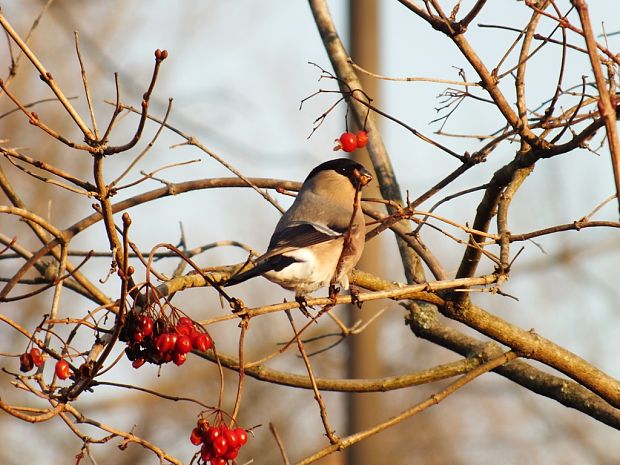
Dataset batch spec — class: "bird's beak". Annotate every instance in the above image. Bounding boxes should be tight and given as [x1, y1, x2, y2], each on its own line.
[354, 167, 373, 187]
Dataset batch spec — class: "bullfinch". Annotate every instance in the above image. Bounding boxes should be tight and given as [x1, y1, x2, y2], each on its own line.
[225, 158, 372, 299]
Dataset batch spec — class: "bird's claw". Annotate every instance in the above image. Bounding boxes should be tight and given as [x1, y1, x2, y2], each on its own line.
[350, 286, 362, 308]
[328, 284, 340, 302]
[295, 295, 311, 318]
[230, 297, 245, 313]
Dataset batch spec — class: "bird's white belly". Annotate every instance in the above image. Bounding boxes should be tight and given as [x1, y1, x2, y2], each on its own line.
[263, 247, 342, 295]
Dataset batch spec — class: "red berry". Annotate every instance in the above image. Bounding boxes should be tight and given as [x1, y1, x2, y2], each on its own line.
[190, 332, 212, 352]
[132, 330, 145, 343]
[338, 132, 357, 152]
[19, 352, 34, 372]
[208, 426, 222, 442]
[55, 359, 70, 380]
[176, 317, 193, 336]
[224, 428, 239, 449]
[173, 352, 187, 366]
[154, 333, 167, 352]
[175, 335, 192, 354]
[212, 435, 229, 457]
[132, 357, 146, 369]
[176, 323, 192, 336]
[190, 427, 203, 446]
[356, 130, 369, 148]
[223, 447, 239, 460]
[155, 333, 174, 353]
[210, 458, 226, 465]
[30, 347, 44, 367]
[235, 427, 248, 445]
[137, 315, 154, 337]
[200, 443, 213, 461]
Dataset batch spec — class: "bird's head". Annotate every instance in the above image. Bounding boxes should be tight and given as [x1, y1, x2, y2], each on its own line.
[305, 158, 372, 190]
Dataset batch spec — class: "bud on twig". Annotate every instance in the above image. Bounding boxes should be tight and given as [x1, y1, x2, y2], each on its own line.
[154, 49, 169, 61]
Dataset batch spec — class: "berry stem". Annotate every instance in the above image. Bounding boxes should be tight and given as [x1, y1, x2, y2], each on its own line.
[230, 318, 249, 423]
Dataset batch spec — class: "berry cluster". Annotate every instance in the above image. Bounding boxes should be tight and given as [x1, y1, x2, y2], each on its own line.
[334, 130, 369, 152]
[19, 347, 44, 372]
[19, 347, 73, 381]
[120, 311, 212, 368]
[190, 418, 248, 464]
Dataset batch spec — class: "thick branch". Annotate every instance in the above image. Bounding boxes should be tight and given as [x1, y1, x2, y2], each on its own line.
[407, 302, 620, 429]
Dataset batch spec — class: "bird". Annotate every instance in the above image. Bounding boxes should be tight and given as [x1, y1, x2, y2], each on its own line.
[225, 158, 372, 303]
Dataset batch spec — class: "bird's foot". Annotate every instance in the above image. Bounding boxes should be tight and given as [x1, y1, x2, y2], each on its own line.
[230, 297, 245, 313]
[328, 284, 341, 302]
[295, 295, 311, 318]
[350, 286, 362, 308]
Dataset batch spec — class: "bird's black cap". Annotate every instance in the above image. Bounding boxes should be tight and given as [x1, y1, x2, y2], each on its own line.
[305, 158, 372, 187]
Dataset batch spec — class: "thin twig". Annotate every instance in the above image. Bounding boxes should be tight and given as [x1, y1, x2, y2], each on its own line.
[270, 423, 291, 465]
[0, 13, 93, 139]
[110, 101, 285, 213]
[348, 59, 480, 86]
[230, 317, 248, 422]
[74, 31, 99, 140]
[110, 98, 174, 188]
[286, 309, 338, 444]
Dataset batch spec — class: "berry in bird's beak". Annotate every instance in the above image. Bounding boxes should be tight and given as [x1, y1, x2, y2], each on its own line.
[354, 167, 373, 187]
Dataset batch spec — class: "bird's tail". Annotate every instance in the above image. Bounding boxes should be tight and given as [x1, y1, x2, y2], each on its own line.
[225, 255, 297, 287]
[224, 264, 267, 287]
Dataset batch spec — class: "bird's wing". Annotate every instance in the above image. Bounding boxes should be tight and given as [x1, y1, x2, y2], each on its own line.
[267, 221, 347, 252]
[225, 221, 355, 287]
